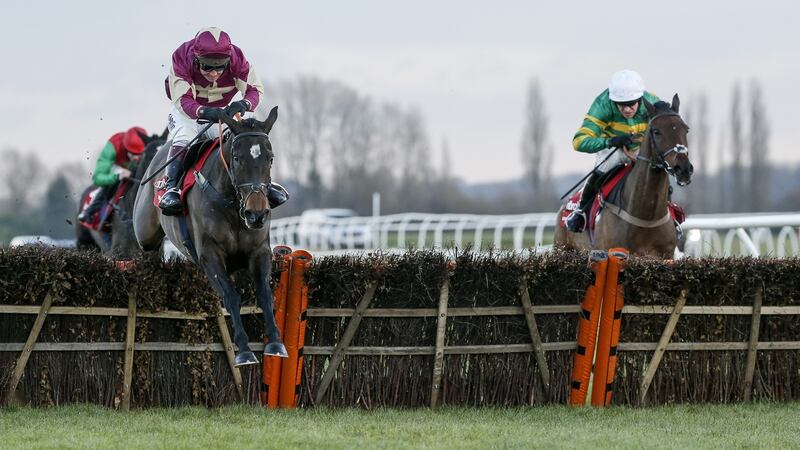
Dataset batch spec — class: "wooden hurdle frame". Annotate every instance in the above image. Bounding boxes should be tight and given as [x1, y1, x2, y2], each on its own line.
[2, 278, 799, 408]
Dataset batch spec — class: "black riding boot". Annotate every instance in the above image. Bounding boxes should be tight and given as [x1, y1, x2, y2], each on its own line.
[566, 171, 603, 232]
[158, 146, 186, 216]
[267, 182, 290, 209]
[78, 185, 111, 222]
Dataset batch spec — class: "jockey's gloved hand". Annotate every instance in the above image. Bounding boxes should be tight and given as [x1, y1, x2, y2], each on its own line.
[225, 100, 249, 118]
[609, 134, 633, 149]
[198, 107, 226, 122]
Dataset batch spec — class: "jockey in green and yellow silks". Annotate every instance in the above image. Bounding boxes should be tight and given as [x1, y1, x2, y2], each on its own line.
[565, 70, 660, 232]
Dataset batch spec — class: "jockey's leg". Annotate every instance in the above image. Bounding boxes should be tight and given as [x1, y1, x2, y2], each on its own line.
[157, 145, 186, 216]
[566, 170, 604, 232]
[78, 185, 112, 222]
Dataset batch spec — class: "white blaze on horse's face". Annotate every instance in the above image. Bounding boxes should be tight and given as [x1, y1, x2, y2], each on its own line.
[250, 144, 261, 159]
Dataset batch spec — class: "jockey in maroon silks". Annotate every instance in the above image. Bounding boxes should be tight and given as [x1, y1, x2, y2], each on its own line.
[78, 127, 147, 223]
[158, 26, 288, 215]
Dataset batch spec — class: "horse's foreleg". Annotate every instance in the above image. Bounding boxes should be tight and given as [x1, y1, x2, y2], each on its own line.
[251, 253, 287, 358]
[133, 181, 165, 251]
[200, 253, 258, 367]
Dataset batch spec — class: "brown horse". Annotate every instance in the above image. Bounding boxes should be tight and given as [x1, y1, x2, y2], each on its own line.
[554, 95, 693, 258]
[133, 108, 286, 366]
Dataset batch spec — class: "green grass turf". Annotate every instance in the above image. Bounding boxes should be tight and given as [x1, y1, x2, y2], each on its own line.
[2, 402, 799, 449]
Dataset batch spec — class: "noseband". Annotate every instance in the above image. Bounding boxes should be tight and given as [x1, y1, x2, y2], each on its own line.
[225, 131, 272, 221]
[635, 111, 690, 185]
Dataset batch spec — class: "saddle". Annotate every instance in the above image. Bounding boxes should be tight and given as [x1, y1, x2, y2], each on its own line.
[78, 181, 130, 231]
[152, 137, 222, 213]
[559, 164, 685, 236]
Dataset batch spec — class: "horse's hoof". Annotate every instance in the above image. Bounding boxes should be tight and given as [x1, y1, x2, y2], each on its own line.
[264, 342, 288, 358]
[234, 351, 259, 367]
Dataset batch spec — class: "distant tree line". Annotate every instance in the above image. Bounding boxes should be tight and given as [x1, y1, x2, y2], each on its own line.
[0, 76, 797, 244]
[0, 150, 85, 243]
[258, 75, 535, 218]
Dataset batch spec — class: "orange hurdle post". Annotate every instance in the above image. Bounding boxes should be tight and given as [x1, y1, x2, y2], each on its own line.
[570, 250, 609, 406]
[278, 250, 313, 408]
[263, 254, 292, 408]
[590, 248, 628, 407]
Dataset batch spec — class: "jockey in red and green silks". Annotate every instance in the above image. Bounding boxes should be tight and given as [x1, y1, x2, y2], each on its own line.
[565, 70, 661, 233]
[157, 26, 288, 216]
[78, 127, 147, 223]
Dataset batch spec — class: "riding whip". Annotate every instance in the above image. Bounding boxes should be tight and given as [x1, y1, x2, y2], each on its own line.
[559, 147, 621, 200]
[140, 121, 215, 185]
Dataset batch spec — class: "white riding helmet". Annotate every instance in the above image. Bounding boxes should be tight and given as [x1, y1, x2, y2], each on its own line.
[609, 70, 645, 102]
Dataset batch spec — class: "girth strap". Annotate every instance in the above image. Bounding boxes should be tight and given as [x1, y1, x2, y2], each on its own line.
[177, 214, 199, 263]
[602, 202, 672, 228]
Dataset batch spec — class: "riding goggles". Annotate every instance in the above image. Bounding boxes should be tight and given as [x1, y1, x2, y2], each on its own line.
[614, 98, 641, 108]
[199, 62, 228, 72]
[196, 56, 230, 72]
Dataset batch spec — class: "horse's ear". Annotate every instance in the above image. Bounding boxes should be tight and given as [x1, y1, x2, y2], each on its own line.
[159, 127, 169, 140]
[262, 106, 278, 134]
[671, 93, 680, 113]
[644, 98, 656, 117]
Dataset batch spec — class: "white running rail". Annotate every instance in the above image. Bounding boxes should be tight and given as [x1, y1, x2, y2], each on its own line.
[270, 211, 800, 258]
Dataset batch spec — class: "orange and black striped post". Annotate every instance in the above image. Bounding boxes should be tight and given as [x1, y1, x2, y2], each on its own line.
[590, 248, 628, 407]
[570, 250, 609, 406]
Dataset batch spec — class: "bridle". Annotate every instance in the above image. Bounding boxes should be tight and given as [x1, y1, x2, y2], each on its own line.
[221, 131, 273, 221]
[635, 110, 690, 185]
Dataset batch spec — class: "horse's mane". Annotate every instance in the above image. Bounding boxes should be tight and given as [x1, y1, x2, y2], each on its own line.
[650, 101, 674, 116]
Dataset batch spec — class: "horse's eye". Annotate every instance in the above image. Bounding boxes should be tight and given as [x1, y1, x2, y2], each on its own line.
[652, 129, 662, 136]
[233, 155, 240, 162]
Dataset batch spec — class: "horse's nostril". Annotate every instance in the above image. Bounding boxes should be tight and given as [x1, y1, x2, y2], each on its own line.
[245, 210, 266, 225]
[689, 164, 694, 175]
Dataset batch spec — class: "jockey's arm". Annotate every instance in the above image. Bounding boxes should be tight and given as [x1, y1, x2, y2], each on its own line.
[572, 93, 617, 154]
[233, 69, 262, 113]
[572, 113, 613, 154]
[92, 143, 121, 186]
[224, 45, 263, 112]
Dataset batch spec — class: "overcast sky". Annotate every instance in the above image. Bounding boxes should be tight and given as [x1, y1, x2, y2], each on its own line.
[3, 1, 798, 183]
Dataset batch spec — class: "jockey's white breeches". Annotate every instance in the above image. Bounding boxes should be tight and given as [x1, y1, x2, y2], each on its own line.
[594, 147, 637, 173]
[166, 105, 221, 149]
